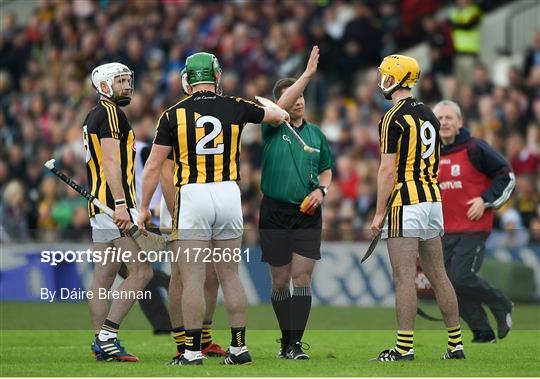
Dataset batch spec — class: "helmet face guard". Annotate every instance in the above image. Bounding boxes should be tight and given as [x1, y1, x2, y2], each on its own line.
[91, 63, 134, 106]
[377, 70, 411, 100]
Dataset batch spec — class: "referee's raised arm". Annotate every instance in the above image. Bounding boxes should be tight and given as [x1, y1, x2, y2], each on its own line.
[276, 46, 319, 110]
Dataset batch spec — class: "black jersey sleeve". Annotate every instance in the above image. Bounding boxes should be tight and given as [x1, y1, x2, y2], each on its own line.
[379, 115, 402, 154]
[153, 111, 173, 146]
[231, 97, 265, 124]
[99, 102, 122, 140]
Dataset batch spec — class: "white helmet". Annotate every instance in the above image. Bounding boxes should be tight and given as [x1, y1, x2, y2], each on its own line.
[91, 62, 134, 105]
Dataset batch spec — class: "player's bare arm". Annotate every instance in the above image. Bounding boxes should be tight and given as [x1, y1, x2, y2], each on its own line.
[371, 153, 396, 235]
[277, 45, 319, 110]
[138, 144, 172, 229]
[101, 137, 130, 231]
[159, 158, 175, 215]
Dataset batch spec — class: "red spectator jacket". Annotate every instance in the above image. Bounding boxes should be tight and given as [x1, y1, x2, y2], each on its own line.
[440, 129, 515, 234]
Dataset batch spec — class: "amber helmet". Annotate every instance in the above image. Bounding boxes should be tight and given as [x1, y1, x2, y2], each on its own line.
[377, 54, 420, 99]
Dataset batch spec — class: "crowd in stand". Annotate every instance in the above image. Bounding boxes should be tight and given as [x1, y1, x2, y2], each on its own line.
[0, 0, 538, 247]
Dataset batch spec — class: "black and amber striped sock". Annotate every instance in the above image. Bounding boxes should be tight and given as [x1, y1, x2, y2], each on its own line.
[172, 326, 185, 354]
[201, 321, 213, 350]
[230, 327, 246, 347]
[98, 319, 120, 341]
[395, 330, 414, 355]
[185, 329, 202, 352]
[447, 325, 463, 350]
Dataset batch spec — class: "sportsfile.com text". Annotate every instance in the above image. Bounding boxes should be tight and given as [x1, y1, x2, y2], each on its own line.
[40, 247, 251, 266]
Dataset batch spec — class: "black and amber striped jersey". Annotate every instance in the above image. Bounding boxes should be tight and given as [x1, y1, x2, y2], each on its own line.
[378, 97, 441, 206]
[83, 100, 136, 217]
[153, 90, 265, 186]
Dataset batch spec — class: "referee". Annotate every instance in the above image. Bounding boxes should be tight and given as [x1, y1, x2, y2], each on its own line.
[259, 46, 333, 360]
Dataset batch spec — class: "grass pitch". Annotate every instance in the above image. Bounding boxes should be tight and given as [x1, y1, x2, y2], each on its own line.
[1, 302, 539, 377]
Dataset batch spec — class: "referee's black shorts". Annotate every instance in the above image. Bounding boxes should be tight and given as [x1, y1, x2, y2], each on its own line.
[259, 195, 322, 267]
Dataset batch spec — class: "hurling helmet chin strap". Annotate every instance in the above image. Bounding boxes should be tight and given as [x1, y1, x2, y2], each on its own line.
[383, 72, 411, 100]
[113, 94, 131, 106]
[181, 68, 191, 95]
[215, 77, 223, 96]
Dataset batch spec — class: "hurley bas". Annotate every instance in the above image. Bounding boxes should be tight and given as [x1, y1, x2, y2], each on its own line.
[41, 288, 151, 302]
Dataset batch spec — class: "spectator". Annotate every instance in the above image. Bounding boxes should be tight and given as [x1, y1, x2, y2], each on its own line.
[506, 133, 540, 176]
[526, 97, 540, 155]
[529, 217, 540, 245]
[421, 14, 455, 77]
[340, 2, 381, 87]
[502, 99, 528, 137]
[458, 84, 478, 123]
[8, 144, 27, 182]
[526, 65, 540, 101]
[335, 155, 360, 201]
[37, 176, 59, 241]
[378, 1, 399, 58]
[472, 63, 493, 97]
[513, 175, 539, 229]
[449, 0, 483, 89]
[418, 72, 443, 106]
[523, 31, 540, 78]
[486, 208, 529, 250]
[0, 180, 30, 242]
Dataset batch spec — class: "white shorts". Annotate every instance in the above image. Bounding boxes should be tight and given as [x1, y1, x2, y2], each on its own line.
[172, 181, 243, 241]
[90, 208, 138, 243]
[382, 202, 444, 241]
[159, 195, 172, 230]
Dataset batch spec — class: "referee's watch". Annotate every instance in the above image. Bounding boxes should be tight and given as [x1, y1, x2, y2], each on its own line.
[317, 186, 328, 197]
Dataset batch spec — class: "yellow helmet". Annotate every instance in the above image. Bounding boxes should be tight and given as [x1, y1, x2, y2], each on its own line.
[377, 54, 420, 98]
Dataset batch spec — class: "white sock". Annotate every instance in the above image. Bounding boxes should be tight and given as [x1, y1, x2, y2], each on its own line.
[183, 349, 201, 361]
[229, 345, 247, 355]
[98, 330, 117, 342]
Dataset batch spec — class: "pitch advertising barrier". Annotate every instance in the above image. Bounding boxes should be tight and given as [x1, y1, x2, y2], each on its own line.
[1, 242, 539, 304]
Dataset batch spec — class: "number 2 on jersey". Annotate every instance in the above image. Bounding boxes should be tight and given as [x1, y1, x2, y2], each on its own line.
[420, 121, 436, 159]
[196, 115, 224, 155]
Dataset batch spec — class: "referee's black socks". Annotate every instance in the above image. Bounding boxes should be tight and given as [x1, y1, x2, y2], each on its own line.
[271, 288, 291, 344]
[290, 286, 312, 343]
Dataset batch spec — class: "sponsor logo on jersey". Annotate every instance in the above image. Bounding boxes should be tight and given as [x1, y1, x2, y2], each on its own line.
[451, 164, 460, 177]
[440, 180, 462, 190]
